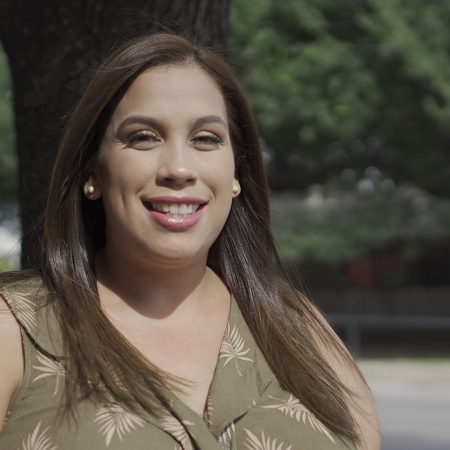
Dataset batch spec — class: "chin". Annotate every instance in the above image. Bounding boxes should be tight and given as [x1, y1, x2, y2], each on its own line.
[144, 245, 208, 268]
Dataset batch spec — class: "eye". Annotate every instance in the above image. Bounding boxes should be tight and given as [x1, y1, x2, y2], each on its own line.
[125, 130, 160, 149]
[192, 131, 223, 149]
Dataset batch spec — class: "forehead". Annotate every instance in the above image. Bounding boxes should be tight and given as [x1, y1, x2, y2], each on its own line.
[112, 64, 228, 125]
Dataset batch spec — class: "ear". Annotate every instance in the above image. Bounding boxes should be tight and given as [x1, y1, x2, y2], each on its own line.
[83, 173, 102, 200]
[232, 179, 241, 198]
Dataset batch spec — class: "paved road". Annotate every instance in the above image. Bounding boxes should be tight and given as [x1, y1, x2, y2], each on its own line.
[358, 360, 450, 450]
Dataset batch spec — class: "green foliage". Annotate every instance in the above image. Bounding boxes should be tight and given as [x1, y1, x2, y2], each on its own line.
[359, 0, 450, 195]
[362, 0, 450, 127]
[230, 0, 379, 155]
[0, 44, 17, 203]
[0, 255, 15, 272]
[271, 184, 450, 264]
[229, 0, 450, 197]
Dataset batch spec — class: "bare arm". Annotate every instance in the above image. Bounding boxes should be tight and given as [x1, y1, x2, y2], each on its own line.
[0, 295, 24, 432]
[306, 304, 381, 450]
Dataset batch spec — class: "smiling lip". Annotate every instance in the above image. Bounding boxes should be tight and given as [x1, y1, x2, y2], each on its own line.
[143, 196, 206, 230]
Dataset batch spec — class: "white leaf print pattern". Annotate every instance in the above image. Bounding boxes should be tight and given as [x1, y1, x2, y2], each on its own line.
[205, 395, 214, 427]
[94, 403, 145, 446]
[262, 394, 335, 443]
[219, 323, 254, 376]
[244, 429, 292, 450]
[218, 421, 236, 448]
[18, 422, 57, 450]
[33, 353, 66, 396]
[5, 290, 36, 331]
[160, 414, 195, 450]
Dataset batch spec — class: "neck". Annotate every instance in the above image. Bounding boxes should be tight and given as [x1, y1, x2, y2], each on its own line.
[95, 246, 223, 321]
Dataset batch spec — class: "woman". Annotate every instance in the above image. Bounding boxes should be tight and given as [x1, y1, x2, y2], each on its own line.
[0, 33, 380, 449]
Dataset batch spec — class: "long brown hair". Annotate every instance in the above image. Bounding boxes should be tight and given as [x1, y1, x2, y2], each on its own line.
[2, 34, 363, 444]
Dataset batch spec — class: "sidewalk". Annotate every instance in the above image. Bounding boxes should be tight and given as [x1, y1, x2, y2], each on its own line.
[357, 359, 450, 450]
[358, 358, 450, 384]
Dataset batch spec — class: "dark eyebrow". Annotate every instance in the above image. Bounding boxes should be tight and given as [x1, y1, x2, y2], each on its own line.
[116, 116, 163, 133]
[192, 115, 227, 130]
[116, 114, 227, 134]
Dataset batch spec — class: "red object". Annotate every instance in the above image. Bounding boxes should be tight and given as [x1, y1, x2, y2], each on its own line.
[345, 251, 403, 288]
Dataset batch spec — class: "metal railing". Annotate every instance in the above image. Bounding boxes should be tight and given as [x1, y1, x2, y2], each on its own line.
[328, 314, 450, 356]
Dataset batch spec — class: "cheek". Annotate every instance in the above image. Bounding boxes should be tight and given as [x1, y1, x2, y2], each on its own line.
[99, 153, 154, 194]
[203, 151, 236, 191]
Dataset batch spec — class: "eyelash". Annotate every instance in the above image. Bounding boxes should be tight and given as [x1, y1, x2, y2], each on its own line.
[125, 132, 157, 145]
[193, 134, 223, 145]
[125, 132, 223, 146]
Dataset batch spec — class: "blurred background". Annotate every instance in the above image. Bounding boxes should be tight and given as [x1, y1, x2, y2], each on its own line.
[0, 1, 449, 448]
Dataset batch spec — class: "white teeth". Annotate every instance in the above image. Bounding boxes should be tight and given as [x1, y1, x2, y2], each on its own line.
[151, 202, 202, 217]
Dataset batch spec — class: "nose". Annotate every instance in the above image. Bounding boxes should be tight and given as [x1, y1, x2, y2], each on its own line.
[155, 139, 197, 188]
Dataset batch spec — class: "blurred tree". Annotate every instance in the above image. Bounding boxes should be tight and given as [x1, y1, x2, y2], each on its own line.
[229, 0, 450, 197]
[0, 46, 16, 205]
[271, 185, 450, 265]
[0, 0, 230, 268]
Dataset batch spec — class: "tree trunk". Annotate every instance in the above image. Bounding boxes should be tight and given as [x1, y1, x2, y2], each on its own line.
[0, 0, 230, 268]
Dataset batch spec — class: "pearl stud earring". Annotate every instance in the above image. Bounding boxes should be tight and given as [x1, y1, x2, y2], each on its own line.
[232, 185, 239, 195]
[87, 186, 95, 195]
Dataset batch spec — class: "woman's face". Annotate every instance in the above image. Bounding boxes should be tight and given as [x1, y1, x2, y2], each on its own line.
[85, 64, 240, 270]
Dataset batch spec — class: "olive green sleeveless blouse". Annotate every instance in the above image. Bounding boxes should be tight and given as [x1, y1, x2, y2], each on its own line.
[0, 277, 354, 450]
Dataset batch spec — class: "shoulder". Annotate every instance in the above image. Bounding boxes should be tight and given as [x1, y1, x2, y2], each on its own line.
[0, 273, 36, 431]
[0, 271, 47, 330]
[302, 300, 381, 450]
[0, 271, 57, 432]
[0, 271, 63, 360]
[0, 270, 45, 296]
